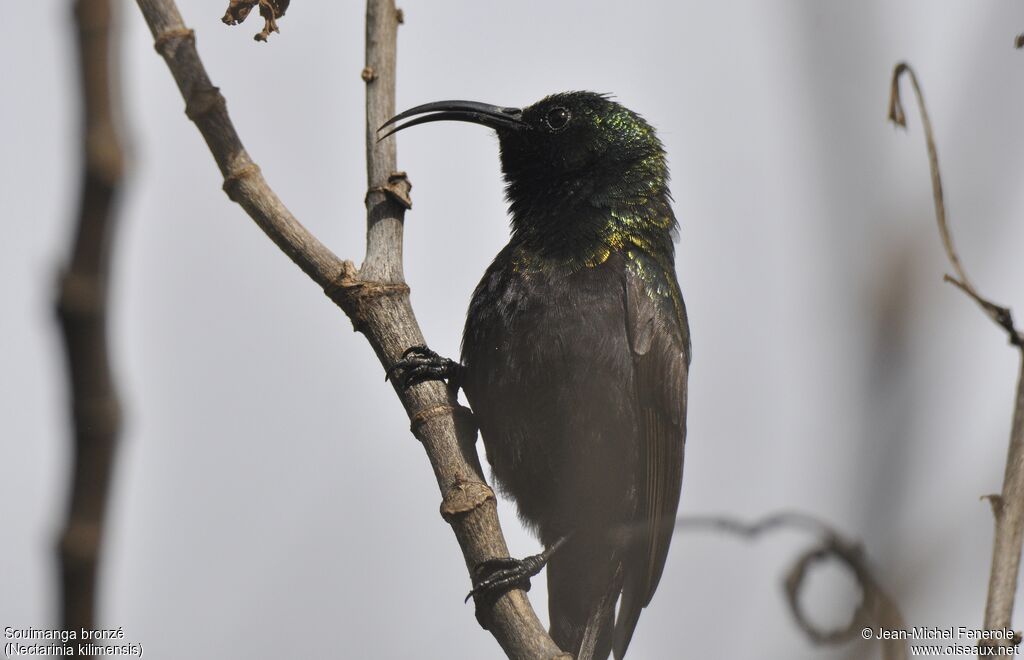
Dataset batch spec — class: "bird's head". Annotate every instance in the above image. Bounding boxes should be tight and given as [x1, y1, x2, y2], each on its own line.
[381, 91, 672, 242]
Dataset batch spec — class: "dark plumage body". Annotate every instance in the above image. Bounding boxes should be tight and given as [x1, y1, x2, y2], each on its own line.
[383, 92, 690, 659]
[463, 247, 640, 544]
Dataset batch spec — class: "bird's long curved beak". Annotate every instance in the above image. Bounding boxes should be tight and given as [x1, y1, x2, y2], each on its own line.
[378, 100, 526, 140]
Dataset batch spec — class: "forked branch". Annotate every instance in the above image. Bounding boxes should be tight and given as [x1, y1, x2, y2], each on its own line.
[133, 0, 565, 656]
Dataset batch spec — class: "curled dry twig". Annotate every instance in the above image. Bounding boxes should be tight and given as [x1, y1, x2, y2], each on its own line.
[888, 62, 1024, 654]
[887, 62, 1022, 349]
[57, 0, 126, 643]
[134, 0, 566, 657]
[678, 513, 907, 660]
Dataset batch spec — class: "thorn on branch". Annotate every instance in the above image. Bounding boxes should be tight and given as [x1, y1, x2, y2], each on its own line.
[983, 494, 1005, 518]
[222, 0, 290, 42]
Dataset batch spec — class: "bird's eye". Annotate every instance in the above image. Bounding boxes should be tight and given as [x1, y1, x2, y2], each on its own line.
[544, 107, 571, 131]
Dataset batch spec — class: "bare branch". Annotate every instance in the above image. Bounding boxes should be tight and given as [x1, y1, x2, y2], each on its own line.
[888, 62, 1024, 653]
[133, 1, 565, 656]
[679, 513, 907, 660]
[888, 62, 1023, 349]
[56, 0, 127, 643]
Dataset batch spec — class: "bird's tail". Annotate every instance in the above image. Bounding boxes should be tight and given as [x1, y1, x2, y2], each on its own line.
[547, 538, 624, 660]
[612, 569, 645, 660]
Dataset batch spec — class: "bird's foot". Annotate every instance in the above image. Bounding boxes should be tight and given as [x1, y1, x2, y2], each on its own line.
[385, 345, 462, 390]
[466, 537, 568, 628]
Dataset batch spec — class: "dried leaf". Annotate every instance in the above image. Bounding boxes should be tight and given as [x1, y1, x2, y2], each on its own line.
[222, 0, 290, 42]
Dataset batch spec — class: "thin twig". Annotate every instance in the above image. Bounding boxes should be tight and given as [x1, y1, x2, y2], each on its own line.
[887, 62, 1023, 349]
[133, 1, 566, 656]
[679, 513, 907, 659]
[56, 0, 126, 644]
[887, 63, 967, 290]
[889, 62, 1024, 654]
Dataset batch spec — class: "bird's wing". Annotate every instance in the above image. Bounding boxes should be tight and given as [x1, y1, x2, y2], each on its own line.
[614, 252, 689, 659]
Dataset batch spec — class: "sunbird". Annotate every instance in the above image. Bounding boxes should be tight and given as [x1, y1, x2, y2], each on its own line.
[382, 92, 690, 660]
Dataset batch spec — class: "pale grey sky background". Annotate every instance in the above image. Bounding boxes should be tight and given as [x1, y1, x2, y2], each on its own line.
[5, 1, 1024, 658]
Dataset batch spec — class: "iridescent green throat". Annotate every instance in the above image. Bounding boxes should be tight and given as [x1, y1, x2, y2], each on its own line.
[504, 165, 676, 272]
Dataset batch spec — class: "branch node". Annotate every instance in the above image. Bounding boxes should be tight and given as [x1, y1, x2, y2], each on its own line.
[1016, 34, 1024, 49]
[942, 275, 1024, 348]
[366, 171, 413, 210]
[59, 520, 102, 564]
[361, 66, 377, 83]
[221, 163, 262, 202]
[395, 7, 405, 24]
[323, 262, 411, 331]
[184, 85, 227, 122]
[85, 125, 126, 185]
[57, 270, 104, 317]
[440, 481, 495, 523]
[410, 404, 474, 440]
[73, 394, 122, 439]
[153, 27, 195, 58]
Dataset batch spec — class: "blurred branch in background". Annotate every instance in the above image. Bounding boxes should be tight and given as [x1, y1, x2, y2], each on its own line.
[888, 62, 1024, 655]
[55, 0, 127, 644]
[133, 0, 565, 656]
[678, 513, 908, 660]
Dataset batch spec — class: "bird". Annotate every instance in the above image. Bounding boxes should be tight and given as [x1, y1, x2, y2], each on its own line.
[381, 91, 690, 660]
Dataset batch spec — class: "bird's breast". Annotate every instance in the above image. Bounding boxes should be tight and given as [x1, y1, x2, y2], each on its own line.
[460, 247, 639, 539]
